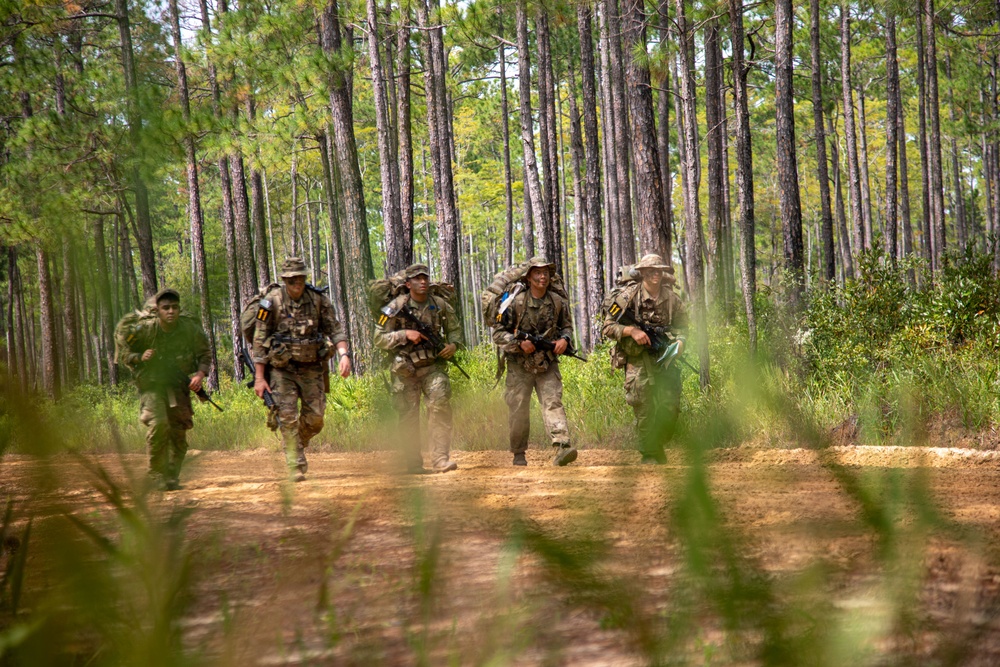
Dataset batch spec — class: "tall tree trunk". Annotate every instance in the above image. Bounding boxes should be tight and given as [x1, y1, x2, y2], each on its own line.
[598, 4, 620, 275]
[858, 89, 875, 248]
[245, 97, 271, 285]
[828, 112, 855, 279]
[606, 0, 636, 264]
[318, 132, 350, 323]
[810, 0, 835, 283]
[898, 64, 915, 283]
[419, 0, 461, 291]
[676, 0, 709, 387]
[885, 13, 900, 265]
[946, 53, 967, 251]
[924, 0, 947, 266]
[704, 19, 724, 303]
[515, 0, 545, 259]
[729, 0, 757, 352]
[536, 10, 558, 266]
[623, 0, 669, 260]
[115, 0, 157, 297]
[92, 219, 118, 385]
[61, 238, 81, 384]
[567, 63, 592, 350]
[578, 2, 606, 339]
[36, 248, 60, 398]
[7, 249, 27, 391]
[321, 0, 376, 366]
[397, 6, 414, 259]
[169, 0, 219, 389]
[368, 0, 406, 274]
[916, 4, 933, 268]
[840, 3, 865, 256]
[499, 29, 514, 266]
[230, 154, 257, 299]
[656, 2, 674, 252]
[775, 0, 804, 302]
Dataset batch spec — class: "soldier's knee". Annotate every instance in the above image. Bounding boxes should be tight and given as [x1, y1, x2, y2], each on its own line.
[301, 413, 324, 436]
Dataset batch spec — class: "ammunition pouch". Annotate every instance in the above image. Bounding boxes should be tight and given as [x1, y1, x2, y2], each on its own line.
[408, 347, 437, 369]
[391, 354, 417, 378]
[610, 344, 627, 370]
[268, 341, 292, 368]
[289, 340, 320, 364]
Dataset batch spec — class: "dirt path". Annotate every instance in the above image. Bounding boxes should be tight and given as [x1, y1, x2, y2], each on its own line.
[5, 446, 1000, 665]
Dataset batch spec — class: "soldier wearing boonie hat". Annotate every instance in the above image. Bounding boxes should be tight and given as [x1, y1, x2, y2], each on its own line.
[602, 253, 687, 464]
[252, 257, 352, 482]
[491, 256, 578, 467]
[374, 262, 463, 473]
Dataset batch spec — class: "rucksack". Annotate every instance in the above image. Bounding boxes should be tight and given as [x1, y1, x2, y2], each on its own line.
[481, 261, 570, 329]
[368, 272, 460, 324]
[240, 282, 282, 345]
[114, 298, 158, 366]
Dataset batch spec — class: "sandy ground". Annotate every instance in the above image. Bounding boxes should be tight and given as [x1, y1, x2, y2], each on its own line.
[5, 445, 1000, 665]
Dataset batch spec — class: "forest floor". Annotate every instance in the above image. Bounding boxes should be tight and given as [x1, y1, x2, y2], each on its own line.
[6, 444, 1000, 665]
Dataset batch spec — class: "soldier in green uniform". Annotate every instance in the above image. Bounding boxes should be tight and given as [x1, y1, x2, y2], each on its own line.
[492, 257, 578, 467]
[253, 257, 352, 482]
[374, 263, 462, 473]
[117, 289, 211, 490]
[602, 254, 687, 464]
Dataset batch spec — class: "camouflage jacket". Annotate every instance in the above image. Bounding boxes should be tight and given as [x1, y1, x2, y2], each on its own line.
[252, 286, 347, 365]
[374, 293, 462, 372]
[601, 284, 687, 360]
[120, 316, 211, 391]
[491, 289, 573, 370]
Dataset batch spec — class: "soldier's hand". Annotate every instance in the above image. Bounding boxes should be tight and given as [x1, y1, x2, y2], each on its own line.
[404, 329, 427, 344]
[675, 338, 685, 355]
[141, 349, 156, 361]
[553, 338, 568, 356]
[439, 343, 457, 359]
[189, 371, 205, 393]
[338, 354, 352, 378]
[519, 339, 536, 354]
[629, 328, 651, 346]
[254, 377, 271, 398]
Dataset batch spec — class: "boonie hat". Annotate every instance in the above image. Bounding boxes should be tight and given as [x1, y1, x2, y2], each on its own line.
[153, 288, 181, 303]
[634, 254, 673, 272]
[525, 256, 556, 271]
[280, 257, 309, 278]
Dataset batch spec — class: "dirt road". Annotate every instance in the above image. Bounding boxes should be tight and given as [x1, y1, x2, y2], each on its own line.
[5, 446, 1000, 665]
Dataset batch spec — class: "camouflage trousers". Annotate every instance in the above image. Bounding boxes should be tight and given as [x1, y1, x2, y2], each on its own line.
[504, 359, 569, 454]
[139, 387, 193, 485]
[624, 358, 681, 460]
[391, 363, 452, 468]
[271, 363, 326, 473]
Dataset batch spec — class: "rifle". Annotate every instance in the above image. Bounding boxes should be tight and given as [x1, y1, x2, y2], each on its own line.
[396, 306, 471, 379]
[513, 331, 588, 362]
[614, 310, 682, 366]
[170, 367, 223, 411]
[240, 346, 278, 411]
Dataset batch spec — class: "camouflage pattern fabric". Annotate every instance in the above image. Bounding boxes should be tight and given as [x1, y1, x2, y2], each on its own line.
[391, 365, 453, 468]
[503, 361, 569, 454]
[139, 388, 193, 486]
[492, 289, 573, 452]
[374, 294, 462, 466]
[270, 364, 327, 472]
[251, 285, 347, 365]
[602, 284, 688, 460]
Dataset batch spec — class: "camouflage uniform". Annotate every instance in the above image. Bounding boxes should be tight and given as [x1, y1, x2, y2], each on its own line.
[373, 264, 462, 472]
[602, 255, 687, 463]
[117, 289, 211, 488]
[252, 258, 348, 478]
[492, 257, 577, 466]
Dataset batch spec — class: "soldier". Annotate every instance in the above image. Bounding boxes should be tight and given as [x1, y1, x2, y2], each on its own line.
[253, 257, 352, 482]
[602, 254, 687, 464]
[374, 263, 461, 473]
[117, 288, 211, 490]
[492, 257, 578, 467]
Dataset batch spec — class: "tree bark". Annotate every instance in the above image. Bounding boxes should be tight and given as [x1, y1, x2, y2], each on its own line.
[924, 0, 947, 266]
[515, 0, 545, 260]
[397, 6, 414, 260]
[885, 13, 900, 265]
[775, 0, 804, 302]
[7, 249, 27, 391]
[245, 97, 271, 286]
[61, 238, 81, 385]
[623, 0, 669, 261]
[898, 61, 915, 283]
[827, 111, 855, 279]
[577, 2, 605, 340]
[499, 27, 514, 266]
[115, 0, 157, 297]
[320, 0, 376, 366]
[170, 0, 219, 389]
[536, 10, 559, 267]
[656, 3, 674, 255]
[946, 53, 967, 251]
[704, 19, 724, 303]
[606, 0, 635, 265]
[598, 3, 619, 275]
[676, 0, 709, 387]
[858, 89, 875, 248]
[92, 219, 118, 385]
[810, 0, 835, 283]
[916, 4, 934, 268]
[318, 132, 350, 323]
[840, 3, 865, 256]
[567, 63, 592, 350]
[368, 0, 406, 274]
[36, 248, 60, 398]
[729, 0, 757, 353]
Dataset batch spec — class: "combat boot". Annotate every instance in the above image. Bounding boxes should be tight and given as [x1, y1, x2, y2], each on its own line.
[296, 445, 308, 474]
[512, 453, 527, 466]
[552, 444, 578, 466]
[433, 460, 458, 473]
